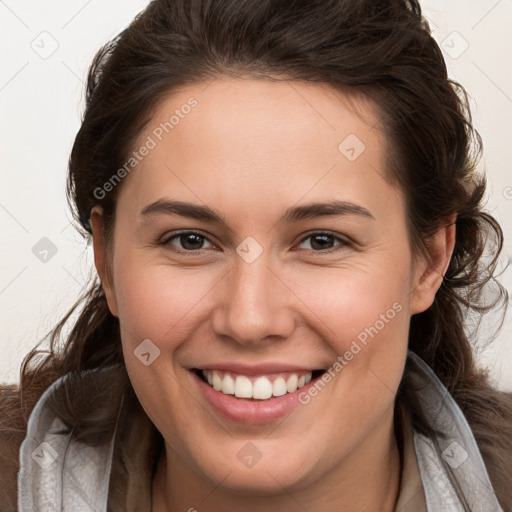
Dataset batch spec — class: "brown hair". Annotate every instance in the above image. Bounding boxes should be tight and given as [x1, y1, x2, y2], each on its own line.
[2, 0, 511, 509]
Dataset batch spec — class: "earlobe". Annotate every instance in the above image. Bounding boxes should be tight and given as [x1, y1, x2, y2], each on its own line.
[410, 216, 456, 315]
[90, 206, 119, 317]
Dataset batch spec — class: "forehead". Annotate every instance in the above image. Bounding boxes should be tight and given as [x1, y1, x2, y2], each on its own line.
[116, 77, 401, 227]
[143, 77, 383, 164]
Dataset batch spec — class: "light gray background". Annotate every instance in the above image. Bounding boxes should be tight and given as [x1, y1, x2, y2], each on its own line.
[1, 1, 511, 388]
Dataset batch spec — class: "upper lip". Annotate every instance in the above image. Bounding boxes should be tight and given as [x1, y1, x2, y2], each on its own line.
[191, 363, 324, 375]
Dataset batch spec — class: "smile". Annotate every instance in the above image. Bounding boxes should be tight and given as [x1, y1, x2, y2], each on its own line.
[190, 365, 329, 424]
[195, 369, 325, 400]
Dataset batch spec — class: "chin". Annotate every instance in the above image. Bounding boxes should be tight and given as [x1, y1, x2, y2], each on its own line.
[190, 445, 319, 496]
[214, 468, 305, 496]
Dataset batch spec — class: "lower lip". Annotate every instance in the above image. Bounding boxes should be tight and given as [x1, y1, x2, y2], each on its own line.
[190, 370, 321, 425]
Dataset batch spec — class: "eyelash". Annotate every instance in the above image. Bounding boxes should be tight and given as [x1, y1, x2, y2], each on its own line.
[158, 230, 352, 255]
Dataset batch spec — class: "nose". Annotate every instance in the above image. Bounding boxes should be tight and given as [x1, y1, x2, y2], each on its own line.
[210, 252, 296, 347]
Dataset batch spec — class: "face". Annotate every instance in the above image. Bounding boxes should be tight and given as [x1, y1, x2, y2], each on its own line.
[91, 77, 448, 497]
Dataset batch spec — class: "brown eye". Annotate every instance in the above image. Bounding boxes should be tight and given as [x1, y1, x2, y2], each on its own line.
[161, 231, 214, 252]
[297, 232, 350, 252]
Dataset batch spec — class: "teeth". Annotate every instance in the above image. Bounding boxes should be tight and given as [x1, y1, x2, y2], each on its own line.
[253, 377, 273, 400]
[286, 374, 298, 393]
[212, 372, 223, 391]
[272, 377, 287, 397]
[202, 370, 314, 400]
[234, 375, 252, 398]
[221, 374, 235, 395]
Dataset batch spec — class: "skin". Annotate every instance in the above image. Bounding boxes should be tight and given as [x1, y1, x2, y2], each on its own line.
[90, 77, 455, 512]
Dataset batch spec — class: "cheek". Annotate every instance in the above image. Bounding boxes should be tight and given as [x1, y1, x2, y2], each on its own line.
[290, 257, 412, 341]
[112, 254, 217, 344]
[286, 253, 413, 399]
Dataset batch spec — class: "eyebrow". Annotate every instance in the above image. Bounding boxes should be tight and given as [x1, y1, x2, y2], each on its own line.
[139, 198, 375, 226]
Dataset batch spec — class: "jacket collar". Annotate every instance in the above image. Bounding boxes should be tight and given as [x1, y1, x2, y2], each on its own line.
[406, 351, 503, 511]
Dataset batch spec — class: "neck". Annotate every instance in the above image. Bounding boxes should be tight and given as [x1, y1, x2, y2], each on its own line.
[152, 409, 401, 512]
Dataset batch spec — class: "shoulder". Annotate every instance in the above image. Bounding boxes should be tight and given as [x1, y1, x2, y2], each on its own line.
[0, 365, 126, 510]
[0, 384, 25, 512]
[0, 373, 61, 512]
[457, 386, 512, 510]
[403, 352, 512, 509]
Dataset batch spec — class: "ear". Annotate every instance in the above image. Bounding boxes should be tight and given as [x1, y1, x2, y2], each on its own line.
[410, 215, 456, 315]
[90, 206, 119, 317]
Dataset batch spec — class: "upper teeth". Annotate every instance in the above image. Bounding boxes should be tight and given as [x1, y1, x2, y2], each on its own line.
[202, 370, 313, 400]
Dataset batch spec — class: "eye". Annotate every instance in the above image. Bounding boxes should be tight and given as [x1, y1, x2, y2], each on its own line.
[160, 230, 215, 253]
[295, 231, 351, 252]
[159, 230, 351, 255]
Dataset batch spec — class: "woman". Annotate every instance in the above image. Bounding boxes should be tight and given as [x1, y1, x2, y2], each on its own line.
[1, 0, 511, 510]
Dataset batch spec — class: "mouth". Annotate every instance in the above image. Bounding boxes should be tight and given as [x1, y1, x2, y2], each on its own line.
[193, 368, 326, 401]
